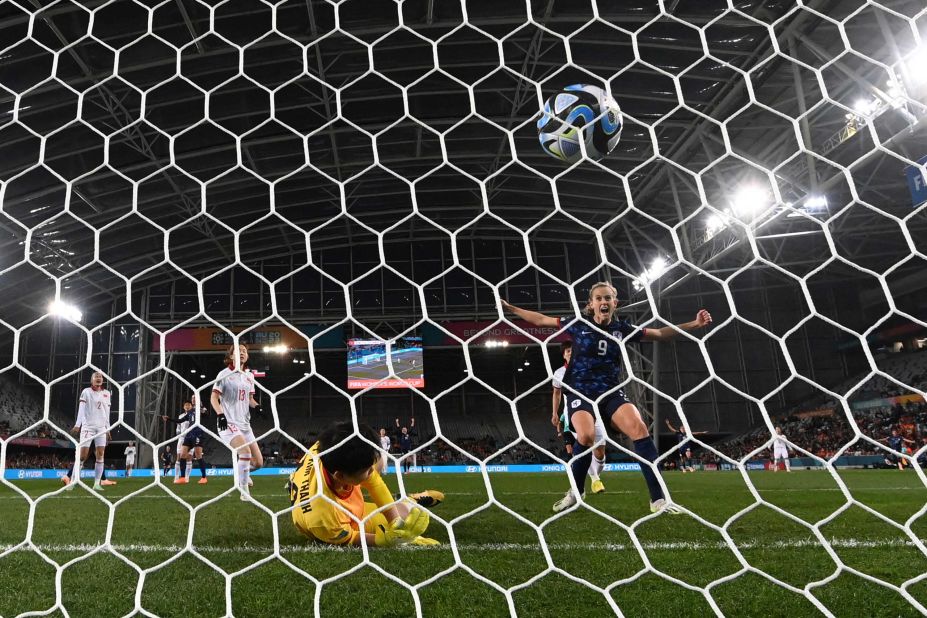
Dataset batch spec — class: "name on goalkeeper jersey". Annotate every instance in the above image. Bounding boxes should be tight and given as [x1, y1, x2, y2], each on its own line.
[296, 459, 314, 513]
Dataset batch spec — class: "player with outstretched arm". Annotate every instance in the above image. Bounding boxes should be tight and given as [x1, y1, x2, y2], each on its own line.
[503, 281, 711, 513]
[162, 400, 209, 484]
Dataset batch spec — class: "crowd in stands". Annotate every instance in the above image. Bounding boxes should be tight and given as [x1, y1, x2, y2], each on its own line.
[5, 451, 70, 470]
[711, 397, 926, 463]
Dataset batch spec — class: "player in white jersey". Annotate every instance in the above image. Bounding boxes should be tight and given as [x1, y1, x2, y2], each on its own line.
[124, 441, 137, 477]
[378, 427, 392, 473]
[63, 372, 112, 491]
[551, 341, 607, 494]
[771, 426, 791, 472]
[211, 344, 263, 500]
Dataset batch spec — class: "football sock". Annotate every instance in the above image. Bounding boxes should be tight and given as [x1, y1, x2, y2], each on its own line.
[238, 456, 251, 490]
[198, 458, 207, 477]
[94, 460, 104, 484]
[633, 437, 664, 501]
[570, 440, 593, 495]
[179, 458, 187, 478]
[589, 454, 604, 481]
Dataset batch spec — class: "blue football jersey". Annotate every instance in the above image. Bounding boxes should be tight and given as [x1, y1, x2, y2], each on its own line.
[560, 316, 646, 398]
[887, 436, 902, 451]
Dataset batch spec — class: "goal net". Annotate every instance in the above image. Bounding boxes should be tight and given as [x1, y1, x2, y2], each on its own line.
[1, 0, 926, 616]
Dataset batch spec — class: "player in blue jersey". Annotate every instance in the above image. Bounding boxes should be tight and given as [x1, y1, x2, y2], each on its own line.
[879, 428, 914, 470]
[502, 281, 711, 514]
[665, 418, 708, 473]
[162, 400, 209, 484]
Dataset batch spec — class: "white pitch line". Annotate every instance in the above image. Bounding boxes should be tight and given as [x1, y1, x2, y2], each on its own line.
[0, 538, 921, 555]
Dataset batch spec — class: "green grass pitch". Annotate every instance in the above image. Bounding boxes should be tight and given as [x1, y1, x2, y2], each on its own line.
[0, 469, 926, 617]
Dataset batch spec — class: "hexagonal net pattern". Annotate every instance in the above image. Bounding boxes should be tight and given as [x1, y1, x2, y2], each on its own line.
[0, 0, 926, 616]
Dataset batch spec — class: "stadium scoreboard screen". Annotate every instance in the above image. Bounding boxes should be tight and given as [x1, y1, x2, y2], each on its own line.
[347, 337, 424, 389]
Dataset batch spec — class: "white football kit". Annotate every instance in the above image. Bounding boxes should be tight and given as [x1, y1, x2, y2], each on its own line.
[77, 387, 111, 448]
[772, 435, 789, 459]
[124, 446, 136, 465]
[212, 367, 256, 446]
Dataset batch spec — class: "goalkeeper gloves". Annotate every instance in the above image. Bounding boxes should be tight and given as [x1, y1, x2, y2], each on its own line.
[410, 536, 440, 546]
[374, 506, 430, 548]
[217, 414, 228, 431]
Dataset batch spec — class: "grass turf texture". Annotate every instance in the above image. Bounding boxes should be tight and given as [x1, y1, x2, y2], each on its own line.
[0, 470, 925, 617]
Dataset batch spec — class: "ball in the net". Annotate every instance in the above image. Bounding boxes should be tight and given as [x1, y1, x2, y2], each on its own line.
[537, 84, 622, 163]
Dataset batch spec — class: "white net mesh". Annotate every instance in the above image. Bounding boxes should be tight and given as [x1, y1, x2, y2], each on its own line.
[1, 0, 927, 615]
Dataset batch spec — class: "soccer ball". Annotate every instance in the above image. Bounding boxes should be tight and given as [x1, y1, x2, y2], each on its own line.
[537, 84, 622, 163]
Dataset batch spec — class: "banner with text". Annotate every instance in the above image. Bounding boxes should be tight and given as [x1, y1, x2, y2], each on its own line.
[422, 320, 570, 346]
[152, 325, 344, 352]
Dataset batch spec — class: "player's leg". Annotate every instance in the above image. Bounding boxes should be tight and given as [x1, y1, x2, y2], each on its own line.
[92, 434, 106, 491]
[177, 446, 190, 483]
[194, 444, 208, 483]
[783, 454, 791, 472]
[553, 407, 595, 512]
[227, 434, 251, 496]
[173, 438, 184, 483]
[588, 415, 607, 493]
[609, 400, 677, 513]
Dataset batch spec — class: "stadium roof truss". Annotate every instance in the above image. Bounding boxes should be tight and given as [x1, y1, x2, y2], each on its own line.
[0, 0, 925, 328]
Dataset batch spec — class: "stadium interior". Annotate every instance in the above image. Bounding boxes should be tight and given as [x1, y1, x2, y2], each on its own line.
[0, 0, 925, 615]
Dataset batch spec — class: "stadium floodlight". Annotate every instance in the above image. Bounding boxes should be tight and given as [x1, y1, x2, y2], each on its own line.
[199, 374, 205, 379]
[632, 256, 669, 291]
[906, 45, 927, 83]
[485, 340, 509, 348]
[705, 213, 726, 235]
[731, 185, 768, 217]
[263, 345, 288, 354]
[805, 195, 828, 211]
[190, 369, 196, 374]
[853, 98, 879, 116]
[524, 360, 530, 366]
[291, 358, 299, 363]
[48, 299, 82, 322]
[517, 367, 523, 372]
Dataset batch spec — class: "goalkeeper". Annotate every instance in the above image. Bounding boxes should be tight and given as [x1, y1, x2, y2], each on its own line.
[288, 421, 441, 547]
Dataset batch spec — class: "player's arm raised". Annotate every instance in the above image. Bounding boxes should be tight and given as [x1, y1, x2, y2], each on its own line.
[500, 299, 560, 328]
[641, 309, 712, 342]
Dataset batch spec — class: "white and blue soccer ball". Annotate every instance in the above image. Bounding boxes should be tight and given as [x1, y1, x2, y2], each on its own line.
[537, 84, 622, 163]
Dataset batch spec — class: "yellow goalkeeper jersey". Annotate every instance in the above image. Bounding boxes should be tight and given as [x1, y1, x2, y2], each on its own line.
[289, 442, 393, 545]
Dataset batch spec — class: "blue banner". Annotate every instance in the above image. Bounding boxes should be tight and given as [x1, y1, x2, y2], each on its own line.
[906, 155, 927, 207]
[4, 463, 643, 480]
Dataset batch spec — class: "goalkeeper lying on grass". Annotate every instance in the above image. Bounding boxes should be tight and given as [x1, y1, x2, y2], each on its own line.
[288, 421, 443, 547]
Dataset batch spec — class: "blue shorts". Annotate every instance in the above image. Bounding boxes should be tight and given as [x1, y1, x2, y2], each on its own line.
[566, 390, 631, 427]
[183, 433, 204, 449]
